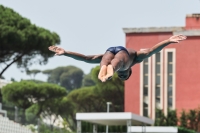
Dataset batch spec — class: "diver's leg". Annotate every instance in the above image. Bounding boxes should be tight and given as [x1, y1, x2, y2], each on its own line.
[98, 65, 107, 82]
[104, 51, 128, 80]
[104, 58, 123, 80]
[98, 52, 115, 82]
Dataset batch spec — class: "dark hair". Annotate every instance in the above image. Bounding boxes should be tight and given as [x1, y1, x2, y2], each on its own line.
[118, 69, 132, 81]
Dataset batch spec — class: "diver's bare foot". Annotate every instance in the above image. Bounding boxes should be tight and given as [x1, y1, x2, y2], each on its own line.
[101, 76, 107, 82]
[104, 65, 114, 80]
[98, 65, 107, 82]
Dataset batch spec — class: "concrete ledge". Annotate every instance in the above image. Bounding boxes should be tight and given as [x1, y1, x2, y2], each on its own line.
[76, 112, 154, 126]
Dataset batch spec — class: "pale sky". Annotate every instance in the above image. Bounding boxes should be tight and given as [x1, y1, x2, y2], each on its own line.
[1, 0, 200, 81]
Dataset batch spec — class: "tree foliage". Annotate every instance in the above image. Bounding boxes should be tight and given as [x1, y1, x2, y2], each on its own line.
[187, 109, 198, 131]
[2, 64, 125, 130]
[154, 109, 177, 126]
[1, 81, 67, 124]
[67, 86, 104, 112]
[178, 127, 196, 133]
[26, 69, 41, 79]
[91, 66, 124, 111]
[154, 109, 167, 126]
[154, 107, 200, 132]
[178, 108, 200, 132]
[82, 69, 95, 87]
[0, 5, 60, 77]
[43, 66, 84, 91]
[166, 109, 178, 126]
[0, 90, 2, 103]
[2, 81, 37, 109]
[0, 75, 5, 79]
[180, 110, 187, 127]
[23, 79, 45, 84]
[42, 69, 53, 76]
[65, 66, 124, 129]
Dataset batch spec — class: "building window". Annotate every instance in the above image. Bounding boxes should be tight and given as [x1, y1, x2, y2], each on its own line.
[139, 49, 175, 118]
[164, 49, 175, 115]
[143, 58, 149, 117]
[151, 50, 164, 120]
[167, 52, 173, 110]
[155, 53, 161, 118]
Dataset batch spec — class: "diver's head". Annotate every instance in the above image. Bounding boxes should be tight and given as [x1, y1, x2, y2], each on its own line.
[117, 69, 132, 81]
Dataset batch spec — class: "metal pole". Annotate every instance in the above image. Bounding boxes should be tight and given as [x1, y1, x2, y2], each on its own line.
[106, 102, 112, 133]
[127, 120, 132, 133]
[14, 106, 18, 122]
[93, 124, 97, 133]
[77, 120, 82, 133]
[37, 118, 40, 133]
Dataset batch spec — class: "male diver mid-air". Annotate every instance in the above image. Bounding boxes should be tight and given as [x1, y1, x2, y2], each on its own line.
[49, 35, 186, 82]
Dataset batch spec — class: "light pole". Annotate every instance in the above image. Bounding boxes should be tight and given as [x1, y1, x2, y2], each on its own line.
[106, 102, 112, 133]
[14, 106, 18, 122]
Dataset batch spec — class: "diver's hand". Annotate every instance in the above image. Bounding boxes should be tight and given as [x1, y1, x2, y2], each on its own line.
[168, 35, 187, 43]
[48, 46, 65, 55]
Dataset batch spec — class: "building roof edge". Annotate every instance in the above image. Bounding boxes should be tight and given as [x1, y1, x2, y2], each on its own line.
[123, 27, 184, 33]
[173, 30, 200, 36]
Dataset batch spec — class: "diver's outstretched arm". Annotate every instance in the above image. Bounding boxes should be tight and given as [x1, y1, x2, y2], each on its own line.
[135, 35, 186, 62]
[48, 46, 103, 63]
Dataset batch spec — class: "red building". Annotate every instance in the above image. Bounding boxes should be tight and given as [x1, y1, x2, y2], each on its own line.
[124, 14, 200, 119]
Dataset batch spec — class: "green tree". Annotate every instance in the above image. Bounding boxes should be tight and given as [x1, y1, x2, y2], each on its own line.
[0, 5, 60, 77]
[154, 109, 177, 126]
[56, 97, 76, 130]
[2, 81, 37, 124]
[42, 69, 53, 76]
[67, 86, 103, 129]
[187, 109, 197, 131]
[43, 66, 84, 91]
[27, 96, 74, 131]
[10, 77, 16, 82]
[82, 69, 95, 87]
[178, 127, 196, 133]
[1, 81, 67, 124]
[166, 109, 178, 126]
[179, 107, 200, 132]
[196, 107, 200, 132]
[154, 109, 166, 126]
[180, 110, 188, 128]
[67, 86, 103, 112]
[23, 79, 44, 84]
[26, 69, 41, 79]
[0, 90, 2, 103]
[0, 75, 5, 79]
[65, 66, 124, 129]
[91, 66, 124, 112]
[39, 65, 124, 129]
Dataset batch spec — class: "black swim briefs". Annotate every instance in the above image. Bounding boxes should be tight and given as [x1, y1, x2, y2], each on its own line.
[106, 46, 129, 55]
